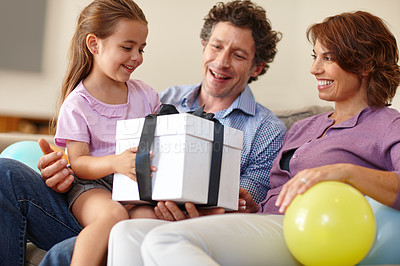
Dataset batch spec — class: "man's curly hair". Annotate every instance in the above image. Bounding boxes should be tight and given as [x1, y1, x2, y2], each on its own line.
[200, 0, 282, 83]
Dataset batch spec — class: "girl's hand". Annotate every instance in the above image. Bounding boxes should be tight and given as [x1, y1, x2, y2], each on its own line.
[115, 147, 138, 180]
[115, 147, 156, 181]
[276, 163, 352, 213]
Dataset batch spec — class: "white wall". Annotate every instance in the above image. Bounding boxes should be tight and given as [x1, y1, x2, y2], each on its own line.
[1, 0, 400, 119]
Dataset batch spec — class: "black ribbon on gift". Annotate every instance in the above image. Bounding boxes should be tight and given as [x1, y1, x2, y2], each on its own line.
[135, 104, 224, 207]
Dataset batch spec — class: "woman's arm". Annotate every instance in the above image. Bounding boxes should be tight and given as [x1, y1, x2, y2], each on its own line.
[347, 164, 399, 205]
[276, 163, 399, 213]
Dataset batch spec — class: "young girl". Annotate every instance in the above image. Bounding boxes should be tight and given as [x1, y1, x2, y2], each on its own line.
[54, 0, 160, 265]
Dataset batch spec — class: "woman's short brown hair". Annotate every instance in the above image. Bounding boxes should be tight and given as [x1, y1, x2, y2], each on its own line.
[307, 11, 400, 106]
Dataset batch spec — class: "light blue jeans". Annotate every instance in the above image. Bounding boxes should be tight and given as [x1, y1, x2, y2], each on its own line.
[40, 237, 76, 266]
[0, 158, 81, 266]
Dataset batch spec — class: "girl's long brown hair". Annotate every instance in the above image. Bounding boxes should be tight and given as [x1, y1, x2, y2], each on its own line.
[51, 0, 147, 133]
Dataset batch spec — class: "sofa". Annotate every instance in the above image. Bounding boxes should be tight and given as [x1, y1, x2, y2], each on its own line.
[0, 105, 333, 265]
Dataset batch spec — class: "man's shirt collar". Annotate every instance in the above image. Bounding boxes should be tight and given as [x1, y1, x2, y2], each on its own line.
[181, 83, 257, 118]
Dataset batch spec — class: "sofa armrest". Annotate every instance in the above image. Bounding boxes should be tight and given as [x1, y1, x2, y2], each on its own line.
[0, 132, 54, 152]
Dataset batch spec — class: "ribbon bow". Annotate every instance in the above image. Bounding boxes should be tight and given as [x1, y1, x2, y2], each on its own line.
[135, 104, 224, 207]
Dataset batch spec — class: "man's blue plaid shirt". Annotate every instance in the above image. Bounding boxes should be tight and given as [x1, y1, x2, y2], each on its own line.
[160, 83, 286, 204]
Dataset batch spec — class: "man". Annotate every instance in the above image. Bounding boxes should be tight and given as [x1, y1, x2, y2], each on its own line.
[107, 2, 286, 264]
[0, 0, 284, 264]
[153, 0, 284, 219]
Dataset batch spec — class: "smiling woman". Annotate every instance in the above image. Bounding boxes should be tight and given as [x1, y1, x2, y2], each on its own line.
[307, 12, 399, 108]
[310, 40, 369, 121]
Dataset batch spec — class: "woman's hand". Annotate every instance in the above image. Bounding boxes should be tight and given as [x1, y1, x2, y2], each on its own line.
[37, 138, 74, 193]
[276, 163, 352, 213]
[237, 188, 258, 213]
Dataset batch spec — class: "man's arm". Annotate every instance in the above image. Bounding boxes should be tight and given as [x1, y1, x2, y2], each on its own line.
[239, 118, 285, 204]
[37, 138, 74, 193]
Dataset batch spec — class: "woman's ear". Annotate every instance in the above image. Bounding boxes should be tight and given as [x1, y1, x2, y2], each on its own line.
[86, 34, 98, 54]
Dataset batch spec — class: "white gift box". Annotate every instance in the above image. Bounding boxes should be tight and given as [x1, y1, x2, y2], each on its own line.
[112, 113, 243, 210]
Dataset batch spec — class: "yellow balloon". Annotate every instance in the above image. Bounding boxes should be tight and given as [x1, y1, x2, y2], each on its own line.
[50, 144, 69, 163]
[283, 181, 376, 266]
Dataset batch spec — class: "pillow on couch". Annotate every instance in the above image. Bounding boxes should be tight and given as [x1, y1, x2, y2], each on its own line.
[274, 105, 334, 130]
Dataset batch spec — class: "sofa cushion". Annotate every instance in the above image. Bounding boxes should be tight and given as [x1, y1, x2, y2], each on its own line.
[274, 105, 333, 130]
[0, 132, 54, 152]
[26, 242, 46, 266]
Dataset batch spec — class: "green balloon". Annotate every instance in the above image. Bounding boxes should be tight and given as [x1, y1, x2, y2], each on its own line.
[0, 141, 42, 173]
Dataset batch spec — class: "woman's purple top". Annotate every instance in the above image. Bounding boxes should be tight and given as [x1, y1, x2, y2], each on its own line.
[258, 106, 400, 214]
